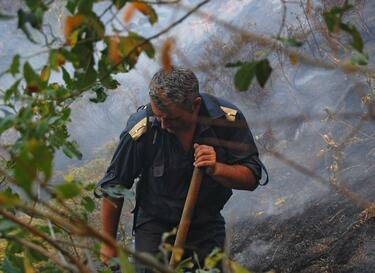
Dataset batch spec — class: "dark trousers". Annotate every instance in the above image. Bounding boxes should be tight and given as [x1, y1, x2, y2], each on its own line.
[134, 219, 225, 273]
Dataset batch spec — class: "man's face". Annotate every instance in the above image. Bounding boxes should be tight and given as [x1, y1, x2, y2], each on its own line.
[150, 97, 201, 133]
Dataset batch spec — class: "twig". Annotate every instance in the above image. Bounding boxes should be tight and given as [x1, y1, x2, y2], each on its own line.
[276, 0, 287, 39]
[48, 220, 69, 264]
[1, 234, 77, 273]
[266, 150, 372, 210]
[99, 3, 113, 18]
[83, 225, 175, 273]
[93, 0, 211, 92]
[328, 208, 345, 223]
[0, 209, 90, 273]
[271, 244, 280, 263]
[185, 5, 375, 77]
[299, 0, 323, 57]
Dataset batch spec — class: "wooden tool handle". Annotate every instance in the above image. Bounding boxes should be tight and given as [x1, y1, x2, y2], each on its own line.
[169, 167, 203, 268]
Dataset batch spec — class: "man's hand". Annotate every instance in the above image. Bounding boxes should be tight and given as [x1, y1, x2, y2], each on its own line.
[193, 144, 258, 190]
[100, 244, 120, 271]
[193, 143, 217, 174]
[100, 244, 117, 264]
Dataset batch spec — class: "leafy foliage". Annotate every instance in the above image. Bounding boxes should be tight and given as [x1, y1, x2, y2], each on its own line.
[226, 59, 273, 91]
[323, 1, 369, 65]
[0, 0, 369, 272]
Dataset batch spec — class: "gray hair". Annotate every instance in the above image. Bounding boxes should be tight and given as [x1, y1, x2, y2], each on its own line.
[149, 66, 199, 111]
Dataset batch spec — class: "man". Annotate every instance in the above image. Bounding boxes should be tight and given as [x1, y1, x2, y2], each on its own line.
[96, 66, 267, 271]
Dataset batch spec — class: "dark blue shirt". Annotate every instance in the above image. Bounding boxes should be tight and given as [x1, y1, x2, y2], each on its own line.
[97, 93, 263, 226]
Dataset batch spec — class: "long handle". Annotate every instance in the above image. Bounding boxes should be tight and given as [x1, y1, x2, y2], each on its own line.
[169, 167, 203, 268]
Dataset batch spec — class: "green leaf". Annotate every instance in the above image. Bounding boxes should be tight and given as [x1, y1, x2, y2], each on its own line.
[61, 108, 71, 121]
[175, 257, 194, 273]
[2, 257, 23, 273]
[23, 62, 44, 94]
[49, 50, 65, 71]
[38, 261, 63, 273]
[229, 261, 253, 273]
[61, 67, 73, 87]
[6, 241, 23, 257]
[4, 79, 21, 102]
[0, 219, 17, 231]
[47, 116, 61, 126]
[255, 59, 272, 88]
[31, 141, 53, 182]
[77, 0, 94, 15]
[99, 269, 113, 273]
[323, 3, 354, 33]
[71, 43, 94, 69]
[133, 2, 158, 25]
[90, 85, 107, 103]
[13, 139, 53, 190]
[351, 50, 369, 66]
[81, 196, 95, 212]
[286, 38, 304, 47]
[25, 0, 48, 11]
[204, 248, 223, 270]
[62, 140, 82, 160]
[55, 182, 81, 199]
[17, 8, 44, 43]
[101, 76, 119, 90]
[108, 33, 155, 69]
[101, 184, 134, 199]
[118, 250, 135, 273]
[330, 4, 353, 15]
[323, 11, 340, 32]
[60, 49, 79, 66]
[40, 65, 50, 82]
[0, 189, 20, 209]
[112, 0, 127, 9]
[98, 59, 120, 89]
[14, 153, 35, 196]
[9, 55, 20, 76]
[66, 0, 79, 14]
[344, 24, 363, 52]
[0, 115, 15, 134]
[74, 66, 97, 91]
[86, 13, 105, 40]
[84, 182, 96, 191]
[234, 62, 256, 91]
[26, 247, 47, 263]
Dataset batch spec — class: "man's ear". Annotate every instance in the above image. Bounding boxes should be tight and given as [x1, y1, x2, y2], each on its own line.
[192, 96, 202, 113]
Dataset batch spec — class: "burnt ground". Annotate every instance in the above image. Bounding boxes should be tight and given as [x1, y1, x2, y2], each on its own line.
[228, 189, 375, 273]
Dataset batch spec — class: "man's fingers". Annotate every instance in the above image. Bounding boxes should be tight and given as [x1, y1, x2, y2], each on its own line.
[195, 155, 215, 163]
[194, 160, 214, 167]
[194, 146, 215, 157]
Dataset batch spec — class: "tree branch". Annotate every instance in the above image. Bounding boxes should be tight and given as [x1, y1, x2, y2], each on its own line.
[0, 209, 90, 273]
[1, 234, 77, 273]
[185, 4, 375, 77]
[266, 150, 372, 209]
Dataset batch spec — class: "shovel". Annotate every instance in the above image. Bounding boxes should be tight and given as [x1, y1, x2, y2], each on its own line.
[169, 167, 203, 268]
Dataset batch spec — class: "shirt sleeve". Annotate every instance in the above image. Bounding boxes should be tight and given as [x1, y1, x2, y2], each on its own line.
[96, 128, 145, 192]
[225, 111, 262, 182]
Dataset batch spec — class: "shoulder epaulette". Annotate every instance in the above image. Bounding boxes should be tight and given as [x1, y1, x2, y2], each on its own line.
[220, 106, 237, 122]
[129, 117, 147, 140]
